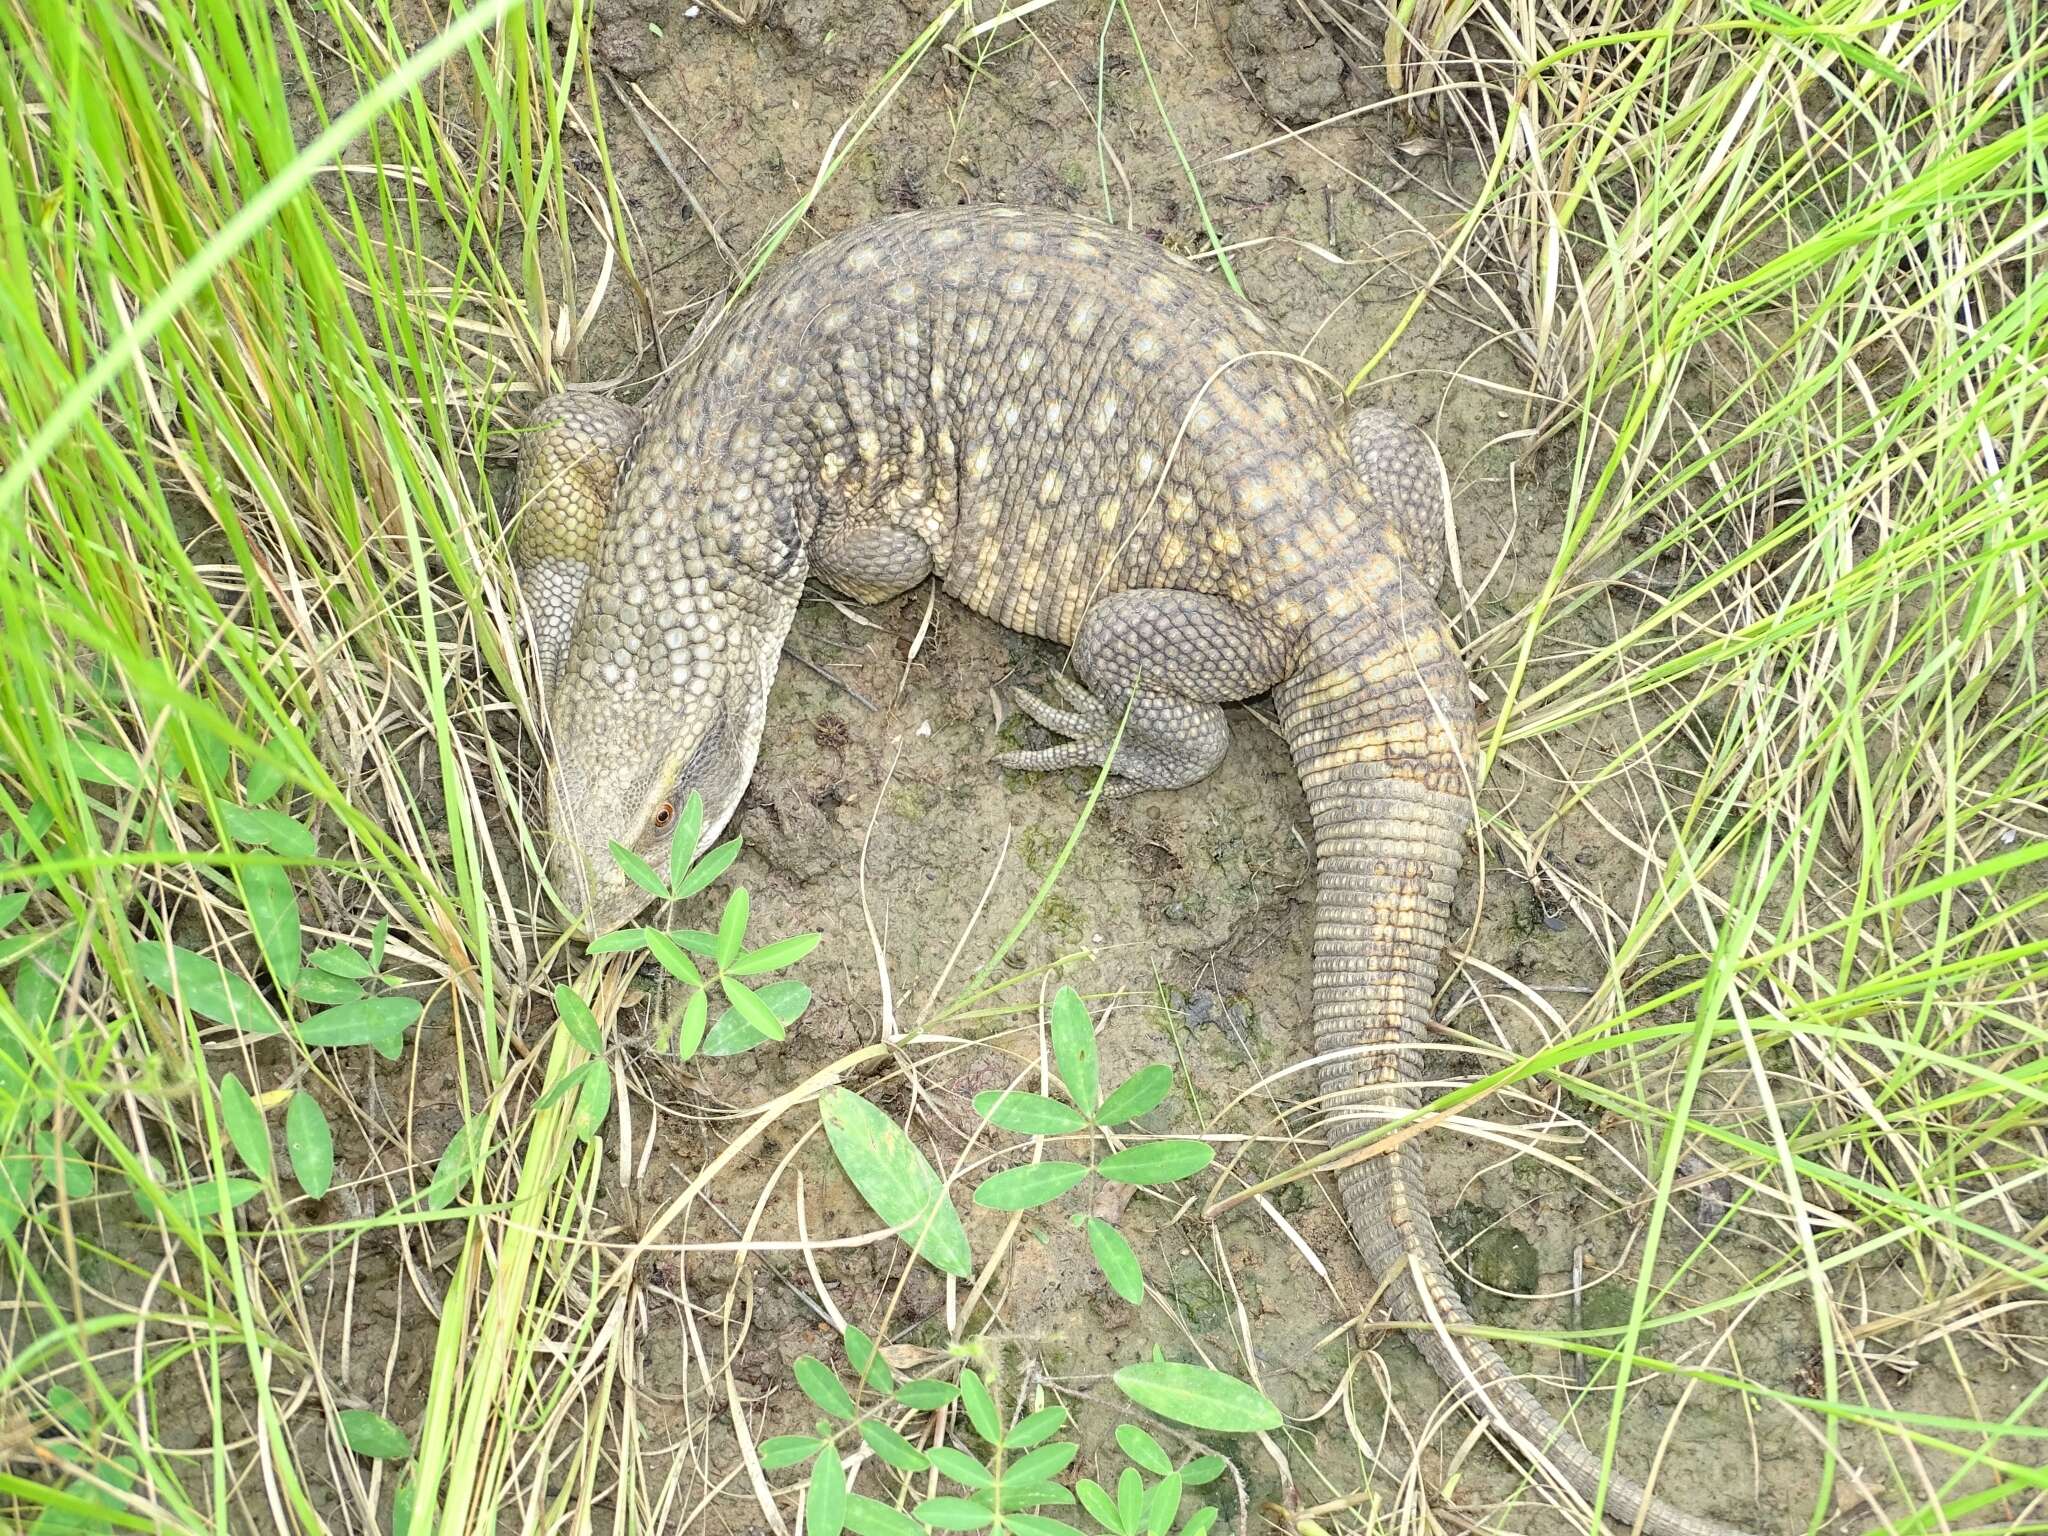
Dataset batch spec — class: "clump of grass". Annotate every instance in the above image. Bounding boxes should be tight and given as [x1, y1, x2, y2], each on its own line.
[0, 0, 604, 1527]
[1355, 0, 2048, 1526]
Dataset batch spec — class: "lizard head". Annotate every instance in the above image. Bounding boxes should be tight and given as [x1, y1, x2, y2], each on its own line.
[540, 591, 787, 937]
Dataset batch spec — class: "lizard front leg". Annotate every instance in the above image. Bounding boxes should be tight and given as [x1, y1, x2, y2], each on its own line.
[512, 392, 643, 693]
[996, 588, 1293, 794]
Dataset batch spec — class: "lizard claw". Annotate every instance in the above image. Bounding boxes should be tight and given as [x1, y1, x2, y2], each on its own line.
[994, 678, 1139, 790]
[1005, 674, 1109, 741]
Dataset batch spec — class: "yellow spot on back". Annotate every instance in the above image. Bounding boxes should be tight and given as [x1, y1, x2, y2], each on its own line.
[1000, 229, 1040, 252]
[1045, 400, 1068, 431]
[843, 245, 881, 274]
[857, 428, 881, 463]
[964, 316, 991, 347]
[1092, 394, 1121, 435]
[929, 226, 966, 249]
[1167, 489, 1196, 523]
[1017, 346, 1041, 372]
[1066, 300, 1101, 340]
[1096, 496, 1121, 531]
[890, 279, 917, 304]
[930, 364, 946, 399]
[969, 443, 994, 480]
[1143, 273, 1176, 304]
[1160, 532, 1189, 567]
[1005, 272, 1038, 301]
[1040, 468, 1066, 505]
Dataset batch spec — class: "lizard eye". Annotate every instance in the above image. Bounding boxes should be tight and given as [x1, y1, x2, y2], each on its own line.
[652, 801, 676, 832]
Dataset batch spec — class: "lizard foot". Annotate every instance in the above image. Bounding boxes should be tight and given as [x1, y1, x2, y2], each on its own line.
[994, 677, 1200, 795]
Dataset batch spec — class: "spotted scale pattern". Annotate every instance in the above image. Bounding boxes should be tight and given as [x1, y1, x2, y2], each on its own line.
[512, 206, 1753, 1536]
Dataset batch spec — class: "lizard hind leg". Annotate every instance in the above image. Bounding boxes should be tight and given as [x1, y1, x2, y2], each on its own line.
[512, 392, 643, 693]
[1345, 405, 1452, 594]
[995, 588, 1292, 795]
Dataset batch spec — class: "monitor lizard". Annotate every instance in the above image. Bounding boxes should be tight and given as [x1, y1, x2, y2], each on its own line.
[511, 204, 1752, 1536]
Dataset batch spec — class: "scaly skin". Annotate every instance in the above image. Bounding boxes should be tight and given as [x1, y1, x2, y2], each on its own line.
[512, 206, 1753, 1536]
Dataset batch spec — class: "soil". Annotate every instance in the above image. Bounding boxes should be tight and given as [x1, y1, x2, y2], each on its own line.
[158, 3, 2042, 1534]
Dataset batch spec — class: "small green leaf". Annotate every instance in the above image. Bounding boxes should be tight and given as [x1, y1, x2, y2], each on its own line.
[392, 1483, 416, 1533]
[1005, 1441, 1077, 1487]
[671, 988, 710, 1061]
[1180, 1455, 1224, 1487]
[1117, 1468, 1144, 1533]
[67, 738, 143, 789]
[165, 1175, 261, 1224]
[1178, 1508, 1218, 1536]
[368, 919, 390, 969]
[859, 1419, 927, 1471]
[425, 1118, 483, 1212]
[1088, 1217, 1144, 1304]
[726, 929, 821, 976]
[133, 941, 280, 1035]
[1006, 1405, 1067, 1449]
[238, 868, 305, 987]
[1075, 1480, 1123, 1535]
[1095, 1064, 1173, 1128]
[286, 1092, 334, 1198]
[672, 836, 742, 901]
[299, 996, 420, 1056]
[290, 970, 365, 1006]
[1098, 1141, 1214, 1186]
[337, 1408, 410, 1460]
[643, 929, 705, 986]
[609, 841, 669, 899]
[973, 1162, 1089, 1211]
[808, 1446, 846, 1536]
[46, 1137, 91, 1199]
[714, 887, 750, 968]
[1113, 1363, 1281, 1433]
[221, 805, 317, 857]
[1144, 1473, 1183, 1536]
[45, 1383, 90, 1436]
[243, 762, 286, 803]
[794, 1356, 856, 1420]
[926, 1445, 992, 1488]
[701, 979, 809, 1057]
[586, 927, 647, 955]
[819, 1089, 971, 1277]
[958, 1368, 999, 1444]
[893, 1379, 958, 1411]
[972, 1090, 1087, 1136]
[555, 986, 604, 1053]
[720, 975, 786, 1040]
[914, 1497, 993, 1531]
[0, 891, 29, 929]
[997, 1481, 1075, 1509]
[844, 1495, 923, 1536]
[218, 1074, 271, 1181]
[844, 1324, 894, 1390]
[1049, 987, 1098, 1116]
[758, 1434, 824, 1469]
[570, 1062, 612, 1140]
[667, 793, 705, 890]
[307, 945, 374, 979]
[1116, 1424, 1171, 1476]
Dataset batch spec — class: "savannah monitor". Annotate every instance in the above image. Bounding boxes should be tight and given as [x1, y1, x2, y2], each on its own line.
[512, 205, 1752, 1536]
